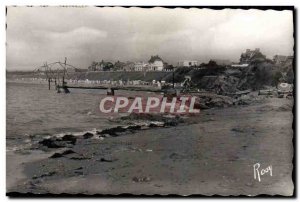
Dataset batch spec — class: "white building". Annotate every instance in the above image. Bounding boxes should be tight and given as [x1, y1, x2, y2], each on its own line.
[134, 62, 147, 71]
[149, 60, 164, 71]
[178, 60, 198, 67]
[133, 60, 165, 71]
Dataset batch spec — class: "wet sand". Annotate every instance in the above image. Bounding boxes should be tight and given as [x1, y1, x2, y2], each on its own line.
[7, 98, 294, 196]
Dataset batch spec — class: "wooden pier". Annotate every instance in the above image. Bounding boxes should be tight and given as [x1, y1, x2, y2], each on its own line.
[56, 85, 164, 93]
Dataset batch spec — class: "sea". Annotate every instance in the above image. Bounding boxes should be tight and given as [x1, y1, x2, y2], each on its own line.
[6, 81, 144, 151]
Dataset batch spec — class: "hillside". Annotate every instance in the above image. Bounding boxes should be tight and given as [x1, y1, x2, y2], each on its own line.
[164, 60, 294, 94]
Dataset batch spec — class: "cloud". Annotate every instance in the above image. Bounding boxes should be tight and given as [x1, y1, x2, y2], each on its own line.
[6, 7, 293, 70]
[46, 27, 107, 42]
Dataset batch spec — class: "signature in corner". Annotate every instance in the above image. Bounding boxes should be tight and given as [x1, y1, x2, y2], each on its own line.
[253, 163, 272, 182]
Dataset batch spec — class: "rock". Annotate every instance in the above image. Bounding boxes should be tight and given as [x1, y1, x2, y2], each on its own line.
[74, 167, 83, 170]
[99, 126, 127, 137]
[149, 121, 165, 127]
[103, 134, 111, 138]
[61, 134, 77, 144]
[165, 119, 178, 126]
[98, 157, 118, 162]
[70, 156, 91, 160]
[140, 125, 150, 130]
[39, 139, 65, 148]
[83, 132, 94, 139]
[234, 93, 256, 105]
[61, 149, 76, 155]
[74, 171, 84, 175]
[49, 153, 63, 158]
[196, 93, 234, 108]
[39, 134, 77, 148]
[234, 99, 250, 105]
[116, 113, 184, 129]
[199, 103, 210, 109]
[49, 149, 76, 158]
[209, 97, 233, 108]
[231, 127, 245, 133]
[32, 171, 57, 179]
[126, 125, 142, 130]
[98, 114, 181, 138]
[120, 113, 170, 122]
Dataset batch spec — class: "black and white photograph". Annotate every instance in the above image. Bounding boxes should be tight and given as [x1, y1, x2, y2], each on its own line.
[5, 6, 295, 196]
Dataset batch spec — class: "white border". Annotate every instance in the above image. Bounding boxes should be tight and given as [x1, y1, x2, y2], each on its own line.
[1, 1, 298, 201]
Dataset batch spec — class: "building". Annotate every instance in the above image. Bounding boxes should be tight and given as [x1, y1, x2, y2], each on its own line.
[88, 60, 113, 71]
[148, 55, 162, 63]
[134, 62, 148, 71]
[114, 61, 126, 71]
[164, 64, 175, 71]
[87, 55, 169, 72]
[178, 60, 198, 67]
[273, 55, 294, 65]
[240, 48, 266, 64]
[148, 55, 164, 71]
[149, 60, 164, 71]
[273, 55, 288, 65]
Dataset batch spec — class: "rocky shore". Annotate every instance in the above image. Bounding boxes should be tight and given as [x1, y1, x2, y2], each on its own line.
[7, 96, 294, 196]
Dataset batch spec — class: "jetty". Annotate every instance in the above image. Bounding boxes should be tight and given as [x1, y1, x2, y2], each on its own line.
[56, 85, 164, 93]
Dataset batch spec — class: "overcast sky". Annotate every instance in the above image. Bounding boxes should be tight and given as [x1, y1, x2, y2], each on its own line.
[6, 7, 293, 70]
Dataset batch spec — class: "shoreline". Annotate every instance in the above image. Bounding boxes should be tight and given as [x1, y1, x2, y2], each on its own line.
[7, 97, 294, 195]
[6, 112, 188, 193]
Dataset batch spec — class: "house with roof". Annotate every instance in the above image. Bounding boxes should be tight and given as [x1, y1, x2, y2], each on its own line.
[134, 62, 148, 71]
[114, 61, 126, 71]
[273, 55, 290, 65]
[148, 55, 164, 71]
[88, 60, 114, 71]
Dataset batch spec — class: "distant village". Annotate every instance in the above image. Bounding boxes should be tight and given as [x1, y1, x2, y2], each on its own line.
[84, 49, 293, 72]
[10, 47, 294, 96]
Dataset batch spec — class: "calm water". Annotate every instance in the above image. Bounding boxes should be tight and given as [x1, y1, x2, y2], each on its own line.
[6, 82, 120, 150]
